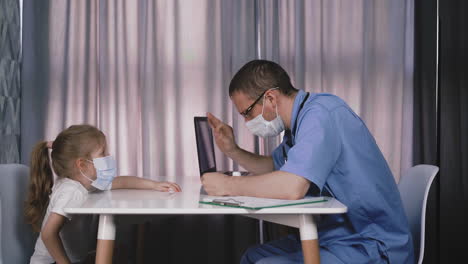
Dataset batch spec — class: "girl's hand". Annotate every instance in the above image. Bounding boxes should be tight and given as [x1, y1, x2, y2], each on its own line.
[153, 181, 182, 192]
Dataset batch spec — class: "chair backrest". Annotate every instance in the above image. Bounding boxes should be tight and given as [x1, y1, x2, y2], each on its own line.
[398, 164, 438, 264]
[0, 164, 37, 264]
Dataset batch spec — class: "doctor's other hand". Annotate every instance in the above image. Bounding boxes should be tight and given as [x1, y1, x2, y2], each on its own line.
[207, 112, 238, 155]
[201, 172, 232, 196]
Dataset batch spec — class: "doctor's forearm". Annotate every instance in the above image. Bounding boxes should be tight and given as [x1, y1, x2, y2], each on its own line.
[227, 147, 274, 174]
[228, 171, 310, 200]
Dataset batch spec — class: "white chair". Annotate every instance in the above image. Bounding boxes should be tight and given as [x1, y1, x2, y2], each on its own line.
[0, 164, 36, 264]
[398, 164, 439, 264]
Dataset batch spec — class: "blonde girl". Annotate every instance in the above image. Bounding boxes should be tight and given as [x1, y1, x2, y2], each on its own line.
[25, 125, 181, 264]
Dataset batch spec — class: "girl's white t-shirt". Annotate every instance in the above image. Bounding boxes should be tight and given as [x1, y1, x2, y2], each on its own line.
[30, 178, 92, 264]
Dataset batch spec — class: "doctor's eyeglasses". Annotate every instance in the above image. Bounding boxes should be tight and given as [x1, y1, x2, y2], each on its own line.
[240, 87, 279, 118]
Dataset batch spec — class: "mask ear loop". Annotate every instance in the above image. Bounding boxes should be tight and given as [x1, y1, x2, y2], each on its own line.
[275, 101, 279, 117]
[79, 159, 95, 182]
[261, 94, 266, 117]
[79, 168, 94, 182]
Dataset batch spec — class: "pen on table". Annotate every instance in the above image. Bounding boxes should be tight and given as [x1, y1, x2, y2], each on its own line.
[212, 199, 241, 207]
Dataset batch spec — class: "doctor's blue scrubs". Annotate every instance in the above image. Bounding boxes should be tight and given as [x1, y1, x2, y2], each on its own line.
[241, 90, 414, 264]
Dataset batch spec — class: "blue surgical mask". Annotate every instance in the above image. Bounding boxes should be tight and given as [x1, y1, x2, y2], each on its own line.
[245, 97, 285, 137]
[79, 156, 117, 190]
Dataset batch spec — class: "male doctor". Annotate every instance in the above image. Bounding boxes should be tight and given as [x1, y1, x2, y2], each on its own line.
[202, 60, 413, 264]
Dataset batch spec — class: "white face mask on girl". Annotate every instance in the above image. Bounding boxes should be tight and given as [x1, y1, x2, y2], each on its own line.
[79, 156, 117, 190]
[245, 96, 285, 138]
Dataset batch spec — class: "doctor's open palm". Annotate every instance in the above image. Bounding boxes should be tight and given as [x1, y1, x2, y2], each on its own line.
[207, 112, 238, 155]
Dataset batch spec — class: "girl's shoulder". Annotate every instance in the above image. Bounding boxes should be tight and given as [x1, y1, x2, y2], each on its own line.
[53, 177, 83, 189]
[48, 178, 89, 220]
[51, 178, 88, 200]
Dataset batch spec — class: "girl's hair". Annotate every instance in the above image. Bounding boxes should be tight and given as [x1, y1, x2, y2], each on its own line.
[25, 124, 106, 232]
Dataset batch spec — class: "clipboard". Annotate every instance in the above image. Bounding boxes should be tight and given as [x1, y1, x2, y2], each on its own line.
[199, 195, 328, 210]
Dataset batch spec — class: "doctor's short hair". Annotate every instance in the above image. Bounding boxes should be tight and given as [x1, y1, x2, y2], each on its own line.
[229, 60, 298, 100]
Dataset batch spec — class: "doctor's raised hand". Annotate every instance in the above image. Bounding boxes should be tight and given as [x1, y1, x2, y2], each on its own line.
[207, 112, 239, 156]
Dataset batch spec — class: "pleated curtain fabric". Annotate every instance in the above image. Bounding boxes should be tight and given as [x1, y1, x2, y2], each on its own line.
[413, 0, 468, 262]
[0, 0, 21, 164]
[413, 0, 438, 262]
[437, 0, 468, 262]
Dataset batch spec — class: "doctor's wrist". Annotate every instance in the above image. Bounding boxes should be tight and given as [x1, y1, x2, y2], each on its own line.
[225, 175, 236, 196]
[225, 145, 241, 158]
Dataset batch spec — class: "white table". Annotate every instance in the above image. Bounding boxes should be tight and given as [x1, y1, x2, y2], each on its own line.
[64, 177, 347, 264]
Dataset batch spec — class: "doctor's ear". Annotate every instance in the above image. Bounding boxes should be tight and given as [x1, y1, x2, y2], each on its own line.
[264, 90, 278, 105]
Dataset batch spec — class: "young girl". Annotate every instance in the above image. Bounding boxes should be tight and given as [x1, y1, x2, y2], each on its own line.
[25, 124, 181, 264]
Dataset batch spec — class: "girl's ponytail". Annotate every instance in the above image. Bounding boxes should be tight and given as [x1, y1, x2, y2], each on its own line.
[25, 141, 53, 232]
